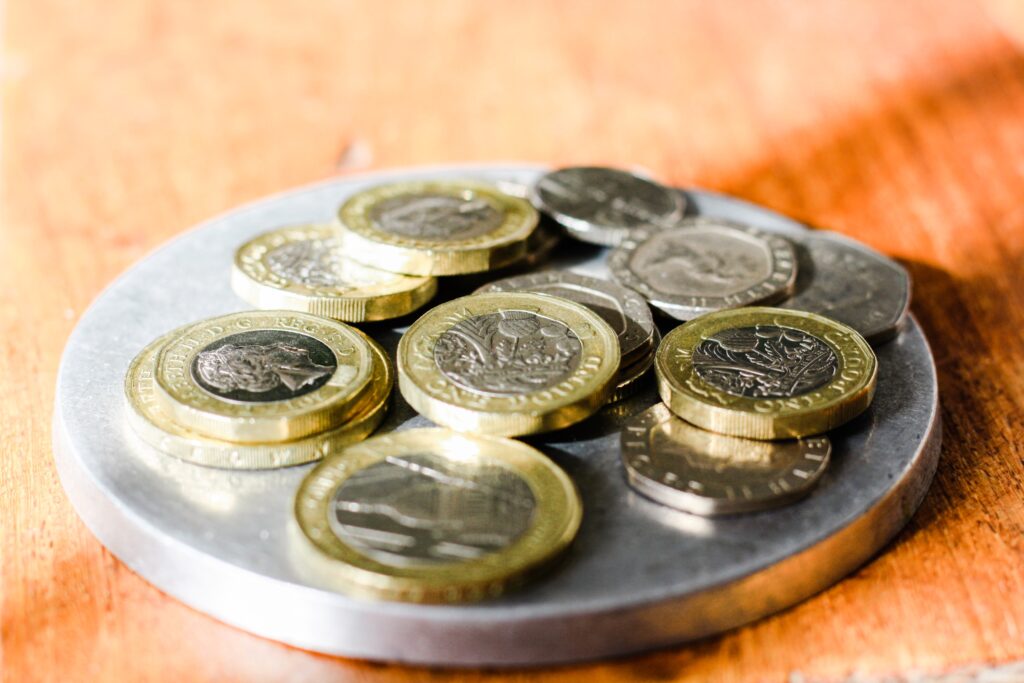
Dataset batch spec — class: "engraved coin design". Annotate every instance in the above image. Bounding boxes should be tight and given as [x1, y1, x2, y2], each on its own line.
[265, 237, 394, 288]
[294, 429, 582, 603]
[397, 292, 620, 436]
[779, 231, 911, 344]
[370, 193, 504, 241]
[532, 166, 685, 246]
[329, 453, 535, 568]
[192, 330, 338, 403]
[691, 326, 838, 399]
[433, 311, 582, 395]
[609, 218, 797, 321]
[655, 307, 877, 439]
[621, 403, 831, 515]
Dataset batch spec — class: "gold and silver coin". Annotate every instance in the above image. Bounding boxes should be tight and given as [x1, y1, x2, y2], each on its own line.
[622, 403, 831, 515]
[293, 428, 582, 603]
[608, 218, 797, 320]
[531, 166, 685, 246]
[779, 231, 911, 345]
[124, 328, 391, 469]
[232, 224, 437, 322]
[153, 311, 382, 443]
[397, 292, 620, 436]
[655, 307, 877, 439]
[337, 180, 539, 276]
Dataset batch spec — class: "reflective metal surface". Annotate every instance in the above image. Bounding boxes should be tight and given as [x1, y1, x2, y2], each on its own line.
[52, 164, 940, 667]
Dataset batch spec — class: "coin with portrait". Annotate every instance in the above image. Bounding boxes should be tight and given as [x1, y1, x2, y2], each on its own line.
[397, 292, 620, 436]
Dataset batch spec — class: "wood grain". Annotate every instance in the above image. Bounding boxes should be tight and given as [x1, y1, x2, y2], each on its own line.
[3, 1, 1024, 681]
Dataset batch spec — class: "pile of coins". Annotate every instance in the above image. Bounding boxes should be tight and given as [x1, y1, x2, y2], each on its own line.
[124, 166, 911, 603]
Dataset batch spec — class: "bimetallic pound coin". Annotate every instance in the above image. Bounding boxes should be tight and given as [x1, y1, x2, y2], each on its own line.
[153, 311, 381, 443]
[294, 429, 582, 603]
[232, 224, 437, 322]
[474, 270, 656, 367]
[337, 180, 539, 276]
[124, 328, 391, 469]
[779, 231, 911, 345]
[608, 218, 798, 321]
[531, 167, 685, 246]
[622, 404, 831, 515]
[655, 307, 877, 439]
[397, 292, 620, 436]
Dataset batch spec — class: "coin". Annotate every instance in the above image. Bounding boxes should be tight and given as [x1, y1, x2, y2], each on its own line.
[474, 270, 656, 367]
[622, 403, 831, 515]
[531, 166, 685, 246]
[125, 328, 391, 469]
[397, 292, 620, 436]
[607, 338, 657, 404]
[337, 180, 539, 276]
[655, 307, 877, 439]
[232, 224, 437, 322]
[293, 428, 582, 603]
[153, 311, 381, 443]
[779, 231, 911, 344]
[608, 218, 798, 321]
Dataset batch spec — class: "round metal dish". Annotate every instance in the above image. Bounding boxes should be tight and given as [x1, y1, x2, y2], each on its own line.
[52, 164, 941, 667]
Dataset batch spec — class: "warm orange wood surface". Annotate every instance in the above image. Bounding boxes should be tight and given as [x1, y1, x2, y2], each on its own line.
[4, 1, 1024, 681]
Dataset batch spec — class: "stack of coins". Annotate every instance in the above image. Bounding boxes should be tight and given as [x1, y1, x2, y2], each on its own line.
[124, 166, 912, 602]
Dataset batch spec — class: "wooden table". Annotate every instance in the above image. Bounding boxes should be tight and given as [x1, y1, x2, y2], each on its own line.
[4, 1, 1024, 680]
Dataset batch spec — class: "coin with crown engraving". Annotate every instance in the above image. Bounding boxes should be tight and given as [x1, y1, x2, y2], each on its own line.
[337, 180, 539, 276]
[622, 403, 831, 515]
[153, 311, 382, 443]
[125, 327, 391, 469]
[779, 231, 911, 345]
[397, 292, 620, 436]
[655, 307, 877, 439]
[293, 428, 582, 603]
[609, 218, 798, 321]
[232, 224, 437, 321]
[531, 167, 685, 246]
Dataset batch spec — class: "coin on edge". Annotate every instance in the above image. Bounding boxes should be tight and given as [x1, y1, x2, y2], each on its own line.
[608, 217, 798, 320]
[232, 224, 437, 322]
[125, 328, 391, 469]
[531, 166, 685, 246]
[337, 180, 539, 276]
[397, 292, 620, 436]
[293, 428, 582, 603]
[474, 270, 656, 368]
[655, 307, 877, 439]
[622, 403, 831, 515]
[779, 231, 911, 345]
[153, 311, 380, 443]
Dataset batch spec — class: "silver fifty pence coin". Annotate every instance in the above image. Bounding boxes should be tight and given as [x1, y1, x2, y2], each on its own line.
[607, 217, 798, 320]
[621, 403, 832, 516]
[530, 166, 685, 247]
[778, 231, 911, 345]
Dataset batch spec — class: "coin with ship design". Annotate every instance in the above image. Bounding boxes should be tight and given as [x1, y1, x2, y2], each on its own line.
[232, 224, 437, 322]
[293, 428, 582, 603]
[397, 292, 620, 436]
[655, 307, 877, 439]
[608, 218, 798, 320]
[125, 327, 391, 469]
[622, 403, 831, 515]
[153, 311, 382, 443]
[337, 180, 539, 276]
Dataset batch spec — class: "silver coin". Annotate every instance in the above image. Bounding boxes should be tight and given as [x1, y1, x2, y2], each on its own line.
[778, 231, 911, 344]
[608, 218, 797, 320]
[621, 403, 831, 516]
[474, 271, 656, 366]
[531, 167, 685, 246]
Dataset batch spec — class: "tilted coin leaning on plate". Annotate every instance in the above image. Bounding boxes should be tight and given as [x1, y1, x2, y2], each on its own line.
[121, 166, 910, 603]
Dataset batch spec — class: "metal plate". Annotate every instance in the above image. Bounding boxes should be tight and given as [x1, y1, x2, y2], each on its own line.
[52, 164, 941, 667]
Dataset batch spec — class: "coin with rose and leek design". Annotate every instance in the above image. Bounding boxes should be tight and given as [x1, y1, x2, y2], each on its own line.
[655, 307, 877, 439]
[397, 292, 620, 436]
